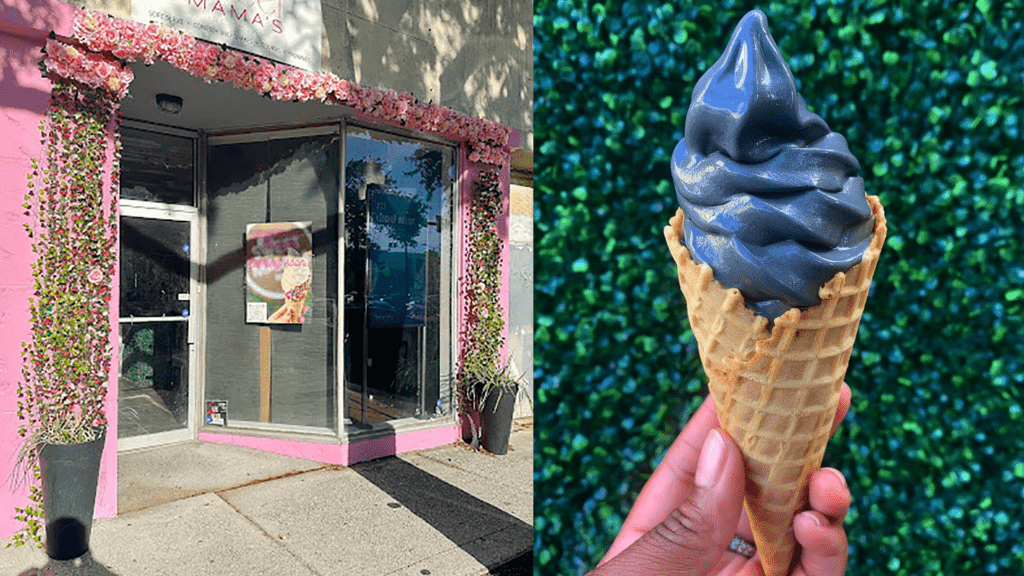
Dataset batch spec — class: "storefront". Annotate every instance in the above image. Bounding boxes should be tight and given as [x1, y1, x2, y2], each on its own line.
[1, 0, 530, 539]
[115, 67, 466, 453]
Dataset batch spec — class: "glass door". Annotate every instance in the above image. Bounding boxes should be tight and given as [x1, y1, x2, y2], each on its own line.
[118, 203, 198, 449]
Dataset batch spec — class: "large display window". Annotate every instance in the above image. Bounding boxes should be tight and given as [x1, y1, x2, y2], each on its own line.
[120, 121, 457, 443]
[204, 127, 341, 432]
[344, 127, 456, 426]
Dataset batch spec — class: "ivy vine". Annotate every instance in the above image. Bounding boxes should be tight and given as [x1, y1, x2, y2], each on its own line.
[457, 170, 515, 446]
[10, 79, 119, 548]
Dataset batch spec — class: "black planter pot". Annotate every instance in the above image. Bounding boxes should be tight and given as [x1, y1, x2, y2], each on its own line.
[481, 384, 518, 455]
[38, 429, 106, 560]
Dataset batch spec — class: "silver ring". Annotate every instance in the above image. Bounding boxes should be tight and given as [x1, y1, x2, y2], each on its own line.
[728, 534, 756, 558]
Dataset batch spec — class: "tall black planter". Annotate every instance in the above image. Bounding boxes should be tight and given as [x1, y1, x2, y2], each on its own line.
[38, 429, 106, 560]
[481, 385, 518, 455]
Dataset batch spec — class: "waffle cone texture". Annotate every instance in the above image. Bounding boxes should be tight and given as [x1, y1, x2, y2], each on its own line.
[663, 195, 886, 576]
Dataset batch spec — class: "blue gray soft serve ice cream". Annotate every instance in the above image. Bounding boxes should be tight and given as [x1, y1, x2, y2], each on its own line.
[671, 10, 875, 321]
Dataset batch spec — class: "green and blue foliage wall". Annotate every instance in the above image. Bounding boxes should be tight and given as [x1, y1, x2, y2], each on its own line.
[534, 1, 1024, 573]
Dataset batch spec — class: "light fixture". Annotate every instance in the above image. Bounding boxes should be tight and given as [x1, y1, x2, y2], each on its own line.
[156, 93, 183, 114]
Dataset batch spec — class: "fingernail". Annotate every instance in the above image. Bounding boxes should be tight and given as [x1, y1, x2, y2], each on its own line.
[802, 511, 825, 527]
[695, 429, 726, 488]
[824, 467, 847, 487]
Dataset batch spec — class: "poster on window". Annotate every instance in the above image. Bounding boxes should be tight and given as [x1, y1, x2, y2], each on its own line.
[245, 222, 312, 324]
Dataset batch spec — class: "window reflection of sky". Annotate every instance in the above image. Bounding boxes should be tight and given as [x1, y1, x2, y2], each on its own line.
[346, 133, 443, 254]
[346, 130, 451, 329]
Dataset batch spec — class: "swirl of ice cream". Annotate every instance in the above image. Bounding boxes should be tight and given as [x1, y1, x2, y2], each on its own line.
[671, 10, 875, 321]
[281, 256, 311, 296]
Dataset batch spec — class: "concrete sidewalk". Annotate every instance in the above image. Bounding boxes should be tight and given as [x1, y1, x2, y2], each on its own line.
[1, 421, 533, 576]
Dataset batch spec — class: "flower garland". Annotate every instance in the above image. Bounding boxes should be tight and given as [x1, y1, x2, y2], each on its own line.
[12, 79, 120, 548]
[54, 10, 511, 167]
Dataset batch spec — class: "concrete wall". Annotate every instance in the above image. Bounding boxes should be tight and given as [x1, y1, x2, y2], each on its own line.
[509, 183, 533, 418]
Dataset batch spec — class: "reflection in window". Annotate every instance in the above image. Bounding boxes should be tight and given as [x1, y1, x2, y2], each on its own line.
[120, 127, 195, 205]
[345, 128, 454, 425]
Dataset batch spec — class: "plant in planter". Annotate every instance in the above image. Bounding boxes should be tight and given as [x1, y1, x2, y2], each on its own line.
[474, 355, 526, 455]
[9, 63, 119, 558]
[457, 170, 522, 453]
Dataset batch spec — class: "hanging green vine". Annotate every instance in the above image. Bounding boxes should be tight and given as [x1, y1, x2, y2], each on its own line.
[10, 79, 120, 548]
[457, 170, 515, 445]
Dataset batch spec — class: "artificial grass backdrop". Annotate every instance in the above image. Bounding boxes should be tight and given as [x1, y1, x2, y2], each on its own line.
[533, 1, 1024, 574]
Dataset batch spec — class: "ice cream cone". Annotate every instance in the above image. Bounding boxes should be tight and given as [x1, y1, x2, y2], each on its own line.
[664, 195, 886, 576]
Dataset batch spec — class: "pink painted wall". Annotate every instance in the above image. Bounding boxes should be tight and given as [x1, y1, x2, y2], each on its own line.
[199, 424, 460, 466]
[0, 0, 119, 540]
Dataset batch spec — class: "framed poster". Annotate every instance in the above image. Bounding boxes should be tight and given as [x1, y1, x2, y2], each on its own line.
[245, 222, 312, 324]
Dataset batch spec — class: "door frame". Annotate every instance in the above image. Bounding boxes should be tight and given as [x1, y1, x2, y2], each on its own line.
[117, 200, 201, 451]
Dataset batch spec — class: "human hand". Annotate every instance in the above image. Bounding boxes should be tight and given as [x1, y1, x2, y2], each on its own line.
[588, 383, 852, 576]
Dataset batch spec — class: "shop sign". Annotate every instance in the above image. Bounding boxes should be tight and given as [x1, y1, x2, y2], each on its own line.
[131, 0, 323, 71]
[245, 222, 313, 324]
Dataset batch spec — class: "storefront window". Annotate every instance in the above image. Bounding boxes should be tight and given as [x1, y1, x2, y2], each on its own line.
[120, 126, 195, 206]
[205, 130, 340, 431]
[345, 128, 455, 425]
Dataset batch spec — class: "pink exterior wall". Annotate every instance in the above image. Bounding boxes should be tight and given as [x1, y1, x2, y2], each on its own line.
[0, 0, 119, 540]
[199, 424, 460, 466]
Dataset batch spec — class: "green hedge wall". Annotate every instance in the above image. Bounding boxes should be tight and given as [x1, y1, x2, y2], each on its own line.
[533, 0, 1024, 574]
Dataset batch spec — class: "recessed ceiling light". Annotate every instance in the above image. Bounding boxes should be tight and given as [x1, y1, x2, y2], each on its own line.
[156, 93, 183, 114]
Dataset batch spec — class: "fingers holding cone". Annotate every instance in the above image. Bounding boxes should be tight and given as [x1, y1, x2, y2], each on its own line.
[792, 467, 851, 576]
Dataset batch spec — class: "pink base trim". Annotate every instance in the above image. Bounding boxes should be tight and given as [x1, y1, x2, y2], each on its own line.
[197, 424, 460, 466]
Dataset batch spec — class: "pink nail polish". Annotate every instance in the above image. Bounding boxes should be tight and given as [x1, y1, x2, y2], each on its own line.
[824, 467, 847, 487]
[803, 512, 825, 527]
[695, 429, 726, 488]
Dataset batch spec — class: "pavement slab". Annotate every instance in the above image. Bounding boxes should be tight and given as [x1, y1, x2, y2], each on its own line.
[1, 420, 533, 576]
[1, 493, 317, 576]
[216, 467, 418, 573]
[117, 440, 325, 514]
[401, 430, 533, 524]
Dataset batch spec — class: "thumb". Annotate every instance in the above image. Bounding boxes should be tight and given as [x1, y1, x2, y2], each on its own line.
[592, 429, 746, 576]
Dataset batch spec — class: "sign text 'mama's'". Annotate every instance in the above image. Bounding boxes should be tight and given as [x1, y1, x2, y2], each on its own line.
[187, 0, 284, 34]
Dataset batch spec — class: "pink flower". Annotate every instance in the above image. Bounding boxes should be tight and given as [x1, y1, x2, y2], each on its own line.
[155, 27, 181, 55]
[87, 268, 103, 284]
[221, 51, 239, 70]
[255, 63, 278, 93]
[73, 11, 101, 39]
[60, 10, 513, 168]
[334, 78, 351, 101]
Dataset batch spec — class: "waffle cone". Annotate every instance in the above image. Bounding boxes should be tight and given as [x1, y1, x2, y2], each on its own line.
[663, 195, 886, 576]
